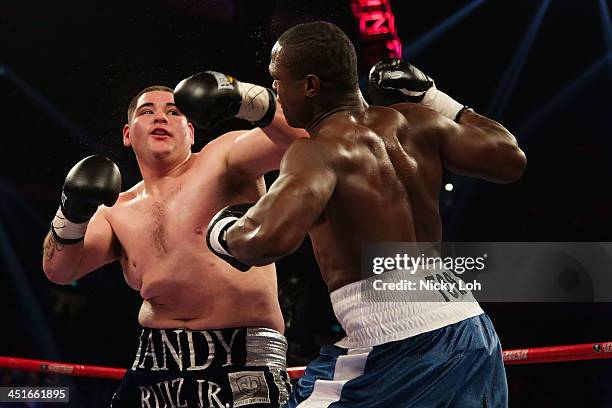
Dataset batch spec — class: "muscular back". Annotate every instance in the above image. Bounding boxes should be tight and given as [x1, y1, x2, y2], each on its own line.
[310, 105, 443, 291]
[228, 101, 523, 292]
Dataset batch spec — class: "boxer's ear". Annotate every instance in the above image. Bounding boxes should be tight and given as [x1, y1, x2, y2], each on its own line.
[188, 122, 195, 146]
[123, 124, 131, 147]
[305, 74, 320, 98]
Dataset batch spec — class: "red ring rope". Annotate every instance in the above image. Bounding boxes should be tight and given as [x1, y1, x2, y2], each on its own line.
[1, 341, 611, 381]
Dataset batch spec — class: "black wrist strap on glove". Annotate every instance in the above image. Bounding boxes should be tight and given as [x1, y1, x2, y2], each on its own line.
[207, 204, 255, 272]
[50, 225, 84, 245]
[251, 88, 277, 128]
[454, 106, 473, 122]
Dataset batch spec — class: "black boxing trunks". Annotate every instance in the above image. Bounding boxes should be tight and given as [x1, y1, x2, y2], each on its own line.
[111, 327, 290, 408]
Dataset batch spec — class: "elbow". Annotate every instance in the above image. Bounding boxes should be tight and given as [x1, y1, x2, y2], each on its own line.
[43, 269, 73, 285]
[498, 146, 527, 183]
[513, 147, 527, 181]
[481, 125, 526, 183]
[42, 263, 75, 285]
[484, 133, 526, 183]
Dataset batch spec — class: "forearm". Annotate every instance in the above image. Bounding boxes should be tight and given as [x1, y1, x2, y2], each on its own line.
[42, 155, 121, 283]
[226, 171, 325, 265]
[42, 231, 83, 284]
[225, 215, 298, 266]
[207, 202, 302, 271]
[208, 142, 333, 271]
[226, 101, 308, 178]
[259, 102, 309, 149]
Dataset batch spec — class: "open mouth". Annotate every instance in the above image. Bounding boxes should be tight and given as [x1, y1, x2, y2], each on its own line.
[151, 128, 171, 138]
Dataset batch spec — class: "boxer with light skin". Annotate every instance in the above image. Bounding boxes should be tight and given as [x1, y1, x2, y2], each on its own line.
[42, 77, 307, 406]
[208, 22, 526, 407]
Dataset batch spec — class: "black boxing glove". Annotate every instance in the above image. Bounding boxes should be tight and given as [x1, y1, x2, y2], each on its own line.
[369, 58, 434, 105]
[369, 59, 467, 120]
[206, 204, 254, 272]
[51, 155, 122, 244]
[174, 71, 276, 129]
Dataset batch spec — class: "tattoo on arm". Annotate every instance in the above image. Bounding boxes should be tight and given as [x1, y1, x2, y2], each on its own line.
[43, 232, 64, 261]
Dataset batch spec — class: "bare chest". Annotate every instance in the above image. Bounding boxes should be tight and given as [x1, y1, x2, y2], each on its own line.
[108, 177, 230, 277]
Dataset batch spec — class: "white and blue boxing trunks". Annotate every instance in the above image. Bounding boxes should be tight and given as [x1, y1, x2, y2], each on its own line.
[286, 268, 508, 408]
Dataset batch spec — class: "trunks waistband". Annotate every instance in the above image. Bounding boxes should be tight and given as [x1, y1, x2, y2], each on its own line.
[330, 268, 484, 348]
[130, 327, 287, 372]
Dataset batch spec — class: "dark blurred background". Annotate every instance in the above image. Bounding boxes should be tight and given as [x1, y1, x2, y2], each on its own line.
[1, 0, 611, 406]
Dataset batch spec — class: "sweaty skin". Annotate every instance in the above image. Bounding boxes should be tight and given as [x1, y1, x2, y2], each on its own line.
[42, 90, 306, 331]
[225, 46, 526, 292]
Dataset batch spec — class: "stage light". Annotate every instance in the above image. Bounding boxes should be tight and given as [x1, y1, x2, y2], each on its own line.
[404, 0, 487, 59]
[486, 0, 551, 121]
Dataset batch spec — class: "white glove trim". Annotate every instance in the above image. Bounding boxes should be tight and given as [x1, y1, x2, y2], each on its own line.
[421, 88, 464, 120]
[236, 81, 270, 122]
[208, 216, 238, 257]
[51, 207, 89, 240]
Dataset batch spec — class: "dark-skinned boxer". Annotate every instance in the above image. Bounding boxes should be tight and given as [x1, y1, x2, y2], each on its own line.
[208, 22, 526, 407]
[43, 74, 308, 407]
